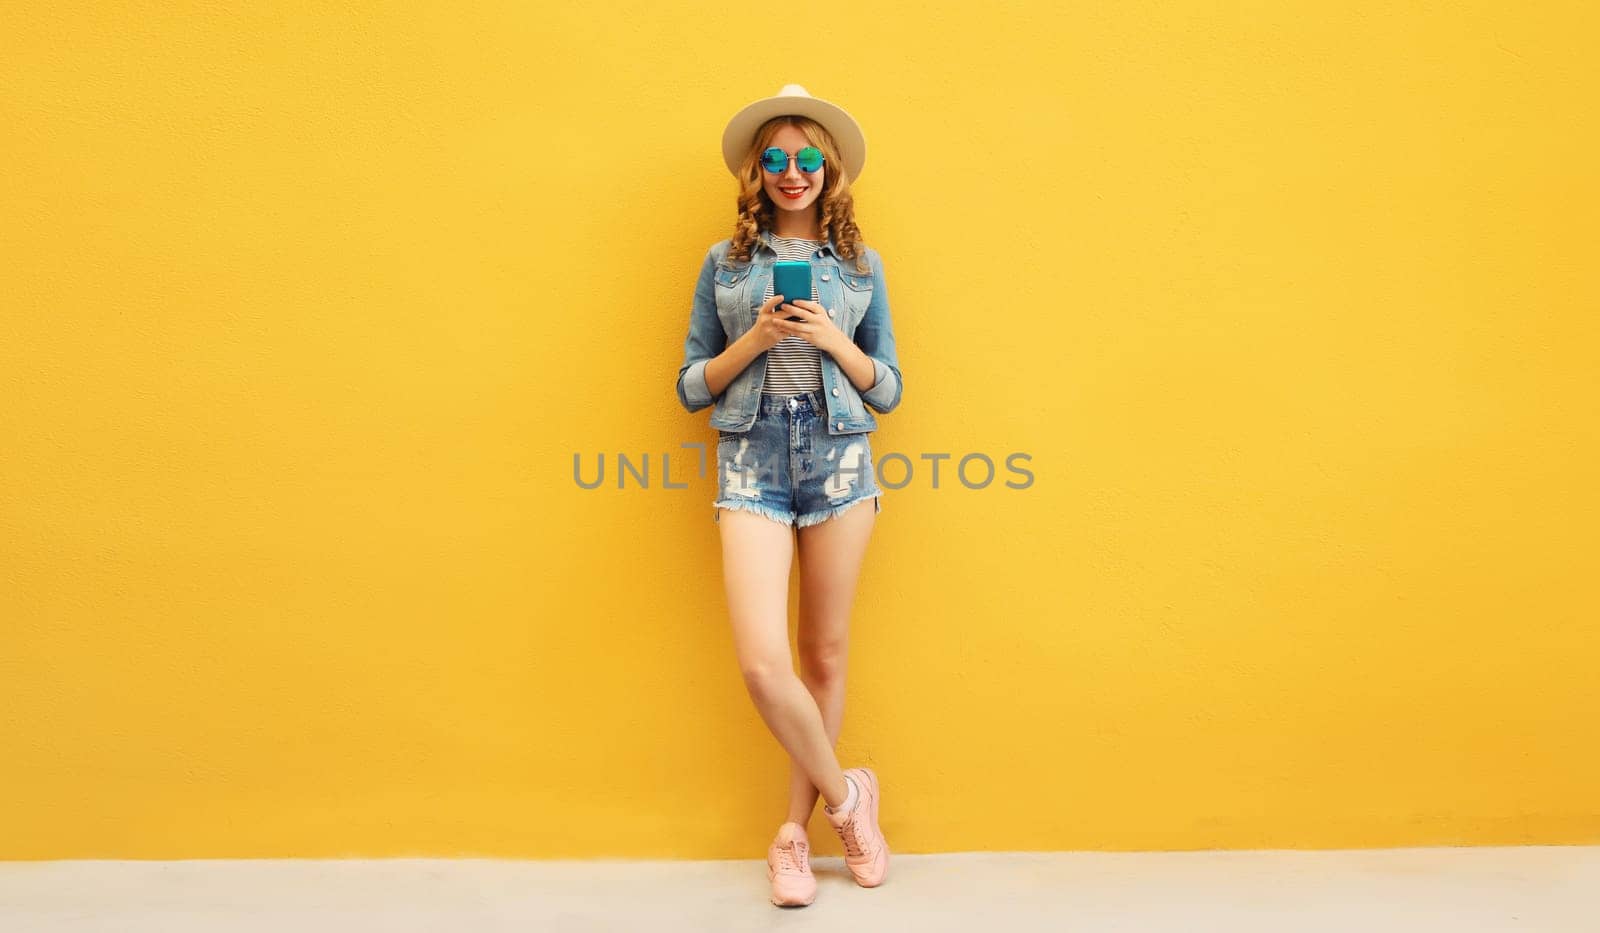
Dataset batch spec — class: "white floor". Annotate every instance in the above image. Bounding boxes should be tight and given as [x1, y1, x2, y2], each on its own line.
[2, 846, 1595, 931]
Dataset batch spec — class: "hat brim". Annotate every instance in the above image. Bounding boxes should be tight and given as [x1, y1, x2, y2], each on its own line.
[722, 93, 866, 185]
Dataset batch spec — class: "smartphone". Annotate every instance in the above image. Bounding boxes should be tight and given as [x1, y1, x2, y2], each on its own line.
[773, 261, 811, 322]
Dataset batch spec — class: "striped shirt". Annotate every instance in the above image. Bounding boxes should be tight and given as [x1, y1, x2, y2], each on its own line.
[760, 235, 825, 394]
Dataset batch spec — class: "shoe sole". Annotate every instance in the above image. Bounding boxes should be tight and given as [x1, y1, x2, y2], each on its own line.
[767, 868, 816, 907]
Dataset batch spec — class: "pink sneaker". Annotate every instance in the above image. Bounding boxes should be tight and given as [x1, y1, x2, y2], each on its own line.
[767, 821, 817, 906]
[825, 767, 890, 887]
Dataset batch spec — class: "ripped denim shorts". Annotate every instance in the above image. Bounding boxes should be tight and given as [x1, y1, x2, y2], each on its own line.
[712, 389, 882, 528]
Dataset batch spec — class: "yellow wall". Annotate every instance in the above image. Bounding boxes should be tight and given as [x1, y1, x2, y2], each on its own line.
[2, 1, 1595, 859]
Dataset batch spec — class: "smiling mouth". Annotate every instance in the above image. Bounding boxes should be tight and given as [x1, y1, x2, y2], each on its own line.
[779, 186, 808, 197]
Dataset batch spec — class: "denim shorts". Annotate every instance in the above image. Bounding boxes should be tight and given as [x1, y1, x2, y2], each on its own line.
[712, 389, 882, 528]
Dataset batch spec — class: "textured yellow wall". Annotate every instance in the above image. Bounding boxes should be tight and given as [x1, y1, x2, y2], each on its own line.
[2, 1, 1595, 859]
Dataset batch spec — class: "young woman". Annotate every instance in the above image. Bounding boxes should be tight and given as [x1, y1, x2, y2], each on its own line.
[675, 84, 904, 907]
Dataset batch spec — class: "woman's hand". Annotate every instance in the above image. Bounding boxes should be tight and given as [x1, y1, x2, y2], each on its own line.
[742, 292, 798, 352]
[771, 298, 846, 356]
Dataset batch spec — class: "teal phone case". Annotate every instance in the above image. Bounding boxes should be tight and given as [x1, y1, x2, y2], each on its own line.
[773, 261, 811, 321]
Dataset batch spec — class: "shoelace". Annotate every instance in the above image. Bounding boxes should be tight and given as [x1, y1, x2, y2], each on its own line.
[838, 816, 870, 858]
[773, 839, 809, 873]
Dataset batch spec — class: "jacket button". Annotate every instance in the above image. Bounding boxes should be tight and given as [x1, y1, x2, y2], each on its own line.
[836, 422, 844, 430]
[827, 308, 835, 318]
[821, 274, 830, 281]
[831, 387, 839, 396]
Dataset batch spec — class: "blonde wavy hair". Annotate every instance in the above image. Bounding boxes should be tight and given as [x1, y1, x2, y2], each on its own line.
[726, 115, 870, 274]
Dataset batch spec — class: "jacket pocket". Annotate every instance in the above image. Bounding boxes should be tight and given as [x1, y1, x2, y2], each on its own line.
[839, 269, 873, 327]
[714, 263, 752, 327]
[714, 264, 750, 288]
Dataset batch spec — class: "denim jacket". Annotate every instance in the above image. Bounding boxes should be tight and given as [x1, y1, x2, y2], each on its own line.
[675, 229, 904, 435]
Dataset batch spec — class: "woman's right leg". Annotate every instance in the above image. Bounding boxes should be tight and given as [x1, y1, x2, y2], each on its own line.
[718, 506, 851, 809]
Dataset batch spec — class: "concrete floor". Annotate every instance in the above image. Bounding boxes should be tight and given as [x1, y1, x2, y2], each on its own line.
[1, 846, 1595, 931]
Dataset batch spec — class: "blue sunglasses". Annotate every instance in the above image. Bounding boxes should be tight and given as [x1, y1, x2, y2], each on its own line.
[760, 146, 825, 174]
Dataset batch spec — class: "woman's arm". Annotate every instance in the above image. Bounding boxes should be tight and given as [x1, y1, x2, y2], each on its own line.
[675, 249, 728, 412]
[848, 250, 904, 413]
[676, 248, 776, 409]
[831, 339, 879, 397]
[702, 332, 764, 398]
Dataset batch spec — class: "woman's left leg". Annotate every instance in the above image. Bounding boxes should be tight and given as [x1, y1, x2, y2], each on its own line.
[782, 495, 878, 826]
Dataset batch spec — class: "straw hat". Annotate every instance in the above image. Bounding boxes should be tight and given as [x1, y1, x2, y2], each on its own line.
[721, 84, 867, 184]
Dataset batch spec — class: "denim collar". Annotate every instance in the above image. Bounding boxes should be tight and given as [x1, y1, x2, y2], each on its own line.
[757, 227, 844, 262]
